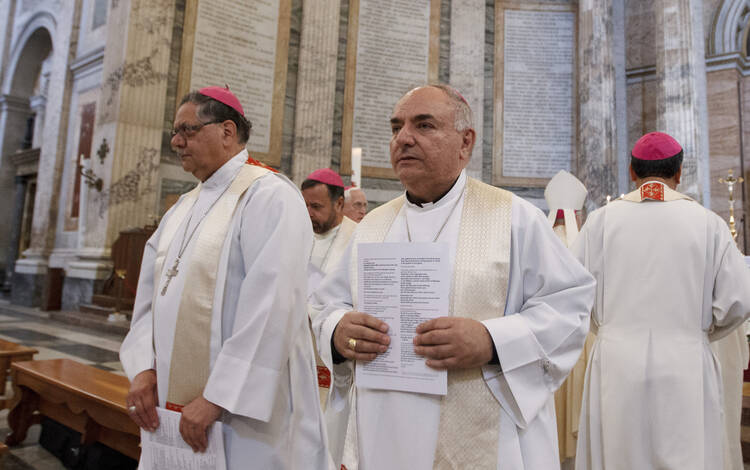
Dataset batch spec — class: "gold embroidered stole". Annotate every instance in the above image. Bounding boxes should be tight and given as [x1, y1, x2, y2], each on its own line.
[621, 181, 693, 203]
[349, 178, 513, 468]
[153, 164, 269, 408]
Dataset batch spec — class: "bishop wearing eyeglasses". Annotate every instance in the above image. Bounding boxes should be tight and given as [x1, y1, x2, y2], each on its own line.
[119, 87, 332, 469]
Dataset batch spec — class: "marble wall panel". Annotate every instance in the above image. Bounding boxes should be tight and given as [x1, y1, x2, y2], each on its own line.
[740, 75, 750, 252]
[27, 1, 79, 259]
[331, 0, 350, 176]
[10, 271, 43, 307]
[707, 69, 742, 235]
[578, 0, 618, 211]
[642, 79, 658, 140]
[61, 276, 104, 310]
[625, 0, 656, 69]
[290, 0, 340, 182]
[450, 0, 484, 179]
[280, 0, 301, 176]
[483, 0, 494, 184]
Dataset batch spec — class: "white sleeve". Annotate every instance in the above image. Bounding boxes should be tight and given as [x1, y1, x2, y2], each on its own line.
[481, 198, 596, 429]
[708, 214, 750, 341]
[310, 238, 357, 397]
[202, 177, 313, 422]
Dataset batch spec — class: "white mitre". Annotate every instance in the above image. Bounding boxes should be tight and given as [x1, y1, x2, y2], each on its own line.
[545, 170, 587, 246]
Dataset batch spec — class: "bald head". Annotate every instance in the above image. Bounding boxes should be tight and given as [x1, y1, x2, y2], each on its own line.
[400, 85, 474, 132]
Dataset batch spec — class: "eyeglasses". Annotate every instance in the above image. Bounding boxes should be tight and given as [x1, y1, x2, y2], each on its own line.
[170, 120, 222, 139]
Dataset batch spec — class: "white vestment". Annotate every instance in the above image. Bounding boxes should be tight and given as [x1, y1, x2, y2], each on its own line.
[572, 183, 750, 470]
[120, 150, 332, 470]
[306, 216, 358, 468]
[711, 319, 749, 470]
[311, 224, 341, 271]
[311, 171, 596, 469]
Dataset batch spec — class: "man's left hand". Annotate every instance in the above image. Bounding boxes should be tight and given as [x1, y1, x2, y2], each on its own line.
[179, 396, 222, 453]
[413, 317, 494, 369]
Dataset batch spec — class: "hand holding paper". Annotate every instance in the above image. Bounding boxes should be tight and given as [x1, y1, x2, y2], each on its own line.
[413, 317, 495, 369]
[179, 396, 223, 453]
[333, 311, 390, 361]
[355, 242, 450, 395]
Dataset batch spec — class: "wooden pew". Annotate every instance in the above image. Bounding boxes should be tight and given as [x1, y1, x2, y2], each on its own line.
[0, 339, 38, 409]
[4, 359, 140, 460]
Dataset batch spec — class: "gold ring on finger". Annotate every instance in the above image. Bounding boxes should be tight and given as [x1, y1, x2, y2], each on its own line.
[348, 338, 357, 350]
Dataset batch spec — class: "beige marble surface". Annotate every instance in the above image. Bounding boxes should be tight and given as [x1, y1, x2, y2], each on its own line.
[291, 0, 341, 183]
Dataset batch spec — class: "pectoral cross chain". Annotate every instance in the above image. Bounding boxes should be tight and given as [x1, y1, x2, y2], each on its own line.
[160, 257, 180, 296]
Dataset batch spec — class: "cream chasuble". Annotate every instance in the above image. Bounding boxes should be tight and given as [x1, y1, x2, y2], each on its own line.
[121, 150, 332, 470]
[572, 181, 750, 470]
[711, 327, 749, 470]
[312, 170, 596, 470]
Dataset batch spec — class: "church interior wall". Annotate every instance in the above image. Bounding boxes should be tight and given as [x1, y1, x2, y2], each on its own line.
[76, 0, 108, 59]
[5, 0, 750, 308]
[706, 67, 746, 245]
[625, 0, 656, 72]
[739, 73, 750, 252]
[0, 9, 54, 281]
[278, 0, 301, 178]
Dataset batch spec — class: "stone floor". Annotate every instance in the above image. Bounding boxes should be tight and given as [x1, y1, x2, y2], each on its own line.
[0, 301, 125, 469]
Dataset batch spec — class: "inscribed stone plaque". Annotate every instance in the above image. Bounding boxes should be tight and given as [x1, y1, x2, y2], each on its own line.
[342, 0, 440, 179]
[179, 0, 290, 166]
[494, 7, 576, 186]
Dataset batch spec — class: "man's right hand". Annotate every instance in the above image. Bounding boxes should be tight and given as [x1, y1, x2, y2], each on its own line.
[127, 369, 159, 432]
[333, 311, 390, 361]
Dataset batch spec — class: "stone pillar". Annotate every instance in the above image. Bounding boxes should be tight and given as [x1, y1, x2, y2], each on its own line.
[578, 0, 618, 212]
[64, 0, 177, 305]
[291, 0, 341, 183]
[18, 0, 81, 288]
[0, 1, 17, 89]
[2, 176, 26, 291]
[450, 0, 484, 180]
[655, 0, 710, 204]
[613, 0, 629, 195]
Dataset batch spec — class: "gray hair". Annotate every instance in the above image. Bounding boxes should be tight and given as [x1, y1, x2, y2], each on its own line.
[403, 84, 474, 131]
[344, 186, 363, 200]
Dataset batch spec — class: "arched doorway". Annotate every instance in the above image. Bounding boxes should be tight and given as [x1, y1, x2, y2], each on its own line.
[0, 25, 53, 295]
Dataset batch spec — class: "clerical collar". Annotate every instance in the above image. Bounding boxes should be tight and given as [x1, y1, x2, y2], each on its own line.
[202, 149, 248, 190]
[405, 171, 467, 210]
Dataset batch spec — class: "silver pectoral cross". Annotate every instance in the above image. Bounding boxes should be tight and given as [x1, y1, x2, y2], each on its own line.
[160, 257, 180, 296]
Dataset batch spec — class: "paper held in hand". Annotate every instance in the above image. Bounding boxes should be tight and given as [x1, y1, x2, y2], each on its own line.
[139, 407, 226, 470]
[355, 242, 449, 395]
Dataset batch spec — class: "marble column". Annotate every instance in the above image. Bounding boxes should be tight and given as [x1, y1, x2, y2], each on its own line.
[291, 0, 341, 183]
[19, 0, 81, 275]
[0, 1, 16, 88]
[3, 176, 26, 291]
[655, 0, 710, 204]
[0, 95, 29, 271]
[578, 0, 618, 212]
[65, 0, 176, 303]
[450, 0, 484, 180]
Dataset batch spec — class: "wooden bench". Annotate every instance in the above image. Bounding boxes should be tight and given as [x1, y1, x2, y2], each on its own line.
[4, 359, 140, 460]
[0, 339, 38, 409]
